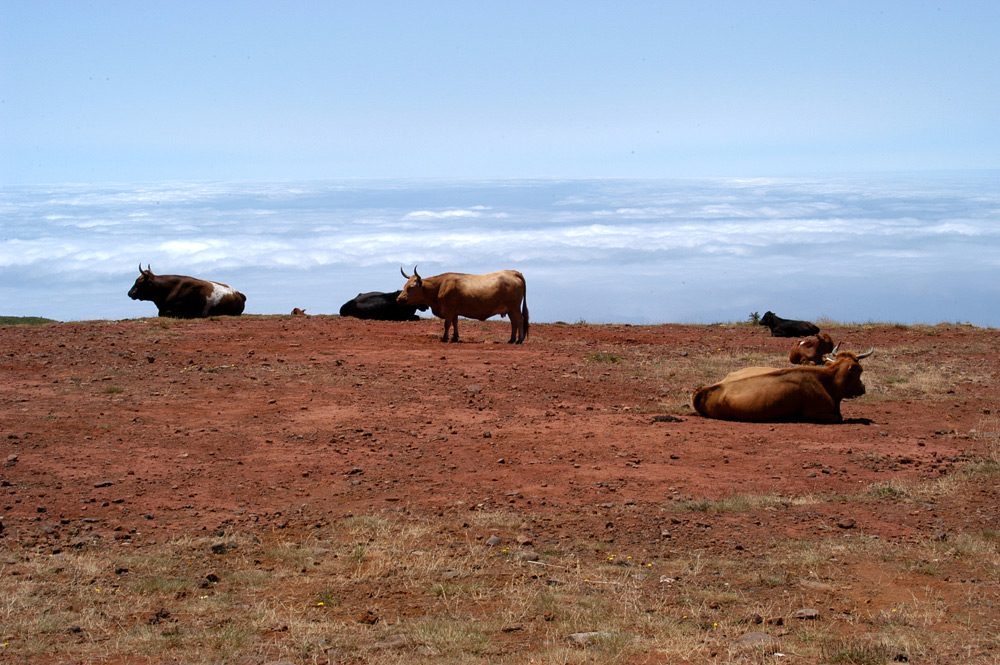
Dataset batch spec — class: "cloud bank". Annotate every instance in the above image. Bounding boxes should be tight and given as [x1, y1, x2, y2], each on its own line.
[1, 175, 997, 325]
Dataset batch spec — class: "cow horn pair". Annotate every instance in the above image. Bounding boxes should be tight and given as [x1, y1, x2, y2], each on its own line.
[399, 265, 421, 280]
[138, 263, 151, 274]
[823, 344, 875, 363]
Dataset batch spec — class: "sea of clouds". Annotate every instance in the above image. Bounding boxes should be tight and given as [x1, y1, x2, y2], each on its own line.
[1, 174, 997, 326]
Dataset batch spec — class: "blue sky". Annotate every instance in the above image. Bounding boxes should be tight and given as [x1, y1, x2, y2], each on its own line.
[3, 1, 999, 184]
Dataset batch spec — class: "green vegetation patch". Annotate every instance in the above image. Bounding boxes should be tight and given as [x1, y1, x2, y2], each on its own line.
[0, 316, 59, 326]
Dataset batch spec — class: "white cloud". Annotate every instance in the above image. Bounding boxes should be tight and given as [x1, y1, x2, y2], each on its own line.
[2, 176, 998, 324]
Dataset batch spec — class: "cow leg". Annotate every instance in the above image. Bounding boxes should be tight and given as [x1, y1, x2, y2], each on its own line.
[801, 396, 842, 424]
[441, 318, 450, 343]
[449, 317, 459, 343]
[508, 311, 522, 344]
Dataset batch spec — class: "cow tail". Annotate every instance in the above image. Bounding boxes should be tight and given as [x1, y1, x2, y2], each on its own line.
[522, 297, 529, 339]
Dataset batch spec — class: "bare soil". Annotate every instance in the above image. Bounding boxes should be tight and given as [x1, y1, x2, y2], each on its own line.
[2, 316, 999, 661]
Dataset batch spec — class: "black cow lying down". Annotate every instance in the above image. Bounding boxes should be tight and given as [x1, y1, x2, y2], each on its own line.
[339, 290, 427, 321]
[128, 265, 246, 318]
[760, 311, 820, 338]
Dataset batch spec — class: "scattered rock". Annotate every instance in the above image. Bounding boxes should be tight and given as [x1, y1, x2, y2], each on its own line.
[485, 535, 502, 546]
[373, 633, 410, 649]
[837, 518, 856, 529]
[800, 580, 835, 592]
[357, 609, 380, 625]
[732, 632, 778, 650]
[513, 549, 539, 562]
[794, 608, 821, 620]
[567, 631, 614, 647]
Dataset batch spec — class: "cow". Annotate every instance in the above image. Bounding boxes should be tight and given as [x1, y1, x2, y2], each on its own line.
[789, 332, 835, 365]
[127, 265, 246, 318]
[691, 348, 873, 423]
[397, 266, 528, 343]
[759, 311, 820, 337]
[339, 290, 427, 321]
[290, 308, 307, 316]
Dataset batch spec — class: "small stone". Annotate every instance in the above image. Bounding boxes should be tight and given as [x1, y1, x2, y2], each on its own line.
[485, 535, 502, 546]
[567, 631, 614, 646]
[794, 608, 820, 620]
[513, 549, 539, 562]
[800, 580, 835, 592]
[732, 632, 777, 650]
[373, 633, 409, 649]
[357, 610, 380, 625]
[837, 518, 856, 529]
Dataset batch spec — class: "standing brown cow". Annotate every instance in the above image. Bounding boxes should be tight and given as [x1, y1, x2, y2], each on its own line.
[397, 266, 528, 343]
[692, 348, 874, 423]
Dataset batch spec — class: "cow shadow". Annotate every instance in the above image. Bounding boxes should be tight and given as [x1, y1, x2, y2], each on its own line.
[843, 417, 874, 425]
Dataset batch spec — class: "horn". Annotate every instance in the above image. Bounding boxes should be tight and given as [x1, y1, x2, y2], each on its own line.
[412, 265, 420, 279]
[138, 263, 143, 274]
[822, 342, 841, 364]
[400, 266, 410, 278]
[855, 347, 875, 360]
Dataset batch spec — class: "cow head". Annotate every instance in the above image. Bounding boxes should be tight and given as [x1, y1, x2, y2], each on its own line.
[397, 265, 424, 305]
[128, 264, 155, 300]
[791, 333, 836, 365]
[823, 347, 874, 399]
[760, 311, 775, 327]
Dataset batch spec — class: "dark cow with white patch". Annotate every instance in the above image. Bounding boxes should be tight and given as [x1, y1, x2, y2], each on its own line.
[128, 265, 246, 318]
[339, 290, 427, 321]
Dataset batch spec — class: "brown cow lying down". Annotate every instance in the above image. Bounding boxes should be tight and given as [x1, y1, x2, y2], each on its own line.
[692, 348, 873, 423]
[397, 266, 528, 343]
[789, 332, 835, 365]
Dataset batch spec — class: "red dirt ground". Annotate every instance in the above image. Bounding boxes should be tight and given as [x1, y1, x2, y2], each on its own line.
[2, 316, 999, 657]
[3, 315, 996, 542]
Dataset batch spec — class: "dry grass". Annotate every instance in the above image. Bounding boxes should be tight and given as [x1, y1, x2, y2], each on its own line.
[5, 487, 1000, 664]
